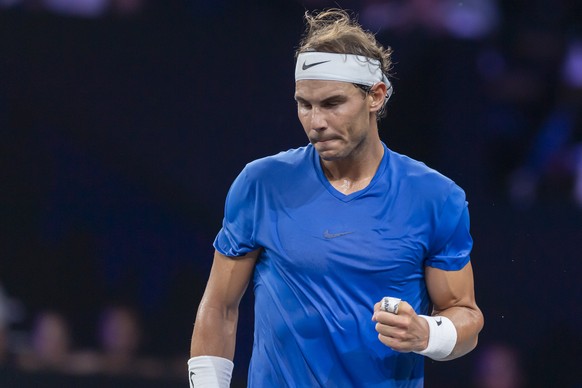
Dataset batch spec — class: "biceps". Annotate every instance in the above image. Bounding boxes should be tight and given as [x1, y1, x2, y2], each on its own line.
[425, 262, 477, 313]
[202, 249, 259, 310]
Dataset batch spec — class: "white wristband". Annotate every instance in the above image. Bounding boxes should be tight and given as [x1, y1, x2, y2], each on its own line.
[188, 355, 234, 388]
[415, 315, 457, 361]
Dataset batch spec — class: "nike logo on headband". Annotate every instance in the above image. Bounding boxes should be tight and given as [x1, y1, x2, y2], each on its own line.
[302, 60, 331, 70]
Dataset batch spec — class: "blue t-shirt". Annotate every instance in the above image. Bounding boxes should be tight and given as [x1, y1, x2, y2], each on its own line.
[214, 143, 472, 387]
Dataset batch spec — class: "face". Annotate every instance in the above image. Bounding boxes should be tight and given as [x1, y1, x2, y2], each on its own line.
[294, 80, 379, 162]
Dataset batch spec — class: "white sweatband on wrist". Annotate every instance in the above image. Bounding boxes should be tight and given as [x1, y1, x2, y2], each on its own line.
[415, 315, 457, 361]
[187, 355, 233, 388]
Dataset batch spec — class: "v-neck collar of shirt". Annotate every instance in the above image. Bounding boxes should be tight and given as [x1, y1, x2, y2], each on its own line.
[312, 142, 389, 203]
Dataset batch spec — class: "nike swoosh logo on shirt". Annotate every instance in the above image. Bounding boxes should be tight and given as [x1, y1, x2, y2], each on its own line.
[436, 317, 443, 326]
[323, 230, 354, 239]
[302, 60, 331, 70]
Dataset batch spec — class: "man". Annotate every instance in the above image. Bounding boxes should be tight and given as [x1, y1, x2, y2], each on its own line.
[189, 8, 484, 387]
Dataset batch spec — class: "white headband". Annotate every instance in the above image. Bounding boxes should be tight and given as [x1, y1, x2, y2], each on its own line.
[295, 52, 393, 99]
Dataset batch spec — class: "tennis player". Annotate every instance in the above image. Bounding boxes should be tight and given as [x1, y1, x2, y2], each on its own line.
[189, 8, 484, 387]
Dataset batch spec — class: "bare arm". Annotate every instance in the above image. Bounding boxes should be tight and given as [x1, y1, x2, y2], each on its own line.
[425, 261, 484, 360]
[190, 249, 260, 360]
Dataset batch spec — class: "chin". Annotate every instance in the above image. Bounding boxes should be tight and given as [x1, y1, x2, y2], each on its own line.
[315, 142, 351, 158]
[316, 148, 344, 161]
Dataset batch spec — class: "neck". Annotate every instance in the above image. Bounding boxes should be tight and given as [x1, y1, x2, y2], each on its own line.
[321, 139, 384, 194]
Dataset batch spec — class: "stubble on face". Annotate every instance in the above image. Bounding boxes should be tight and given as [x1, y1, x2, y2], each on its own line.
[295, 80, 375, 163]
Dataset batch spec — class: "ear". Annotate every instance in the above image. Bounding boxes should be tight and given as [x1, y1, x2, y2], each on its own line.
[368, 82, 387, 113]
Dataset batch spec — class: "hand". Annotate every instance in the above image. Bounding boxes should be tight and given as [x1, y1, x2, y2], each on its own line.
[372, 299, 430, 353]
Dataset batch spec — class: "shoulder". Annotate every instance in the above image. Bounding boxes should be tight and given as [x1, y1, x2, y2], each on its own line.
[242, 145, 312, 181]
[387, 149, 465, 202]
[225, 146, 313, 206]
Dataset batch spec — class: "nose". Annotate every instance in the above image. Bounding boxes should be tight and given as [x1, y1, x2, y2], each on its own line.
[310, 106, 327, 131]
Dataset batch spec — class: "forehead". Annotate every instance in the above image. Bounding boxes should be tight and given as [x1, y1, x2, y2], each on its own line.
[294, 79, 358, 100]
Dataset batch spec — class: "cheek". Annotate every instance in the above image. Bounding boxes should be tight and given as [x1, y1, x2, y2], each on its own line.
[297, 111, 310, 131]
[346, 109, 371, 132]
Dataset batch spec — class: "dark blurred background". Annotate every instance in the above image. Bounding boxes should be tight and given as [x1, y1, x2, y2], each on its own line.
[1, 0, 581, 387]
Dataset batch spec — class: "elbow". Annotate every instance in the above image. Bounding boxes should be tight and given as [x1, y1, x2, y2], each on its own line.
[475, 306, 485, 336]
[445, 306, 484, 361]
[467, 307, 485, 353]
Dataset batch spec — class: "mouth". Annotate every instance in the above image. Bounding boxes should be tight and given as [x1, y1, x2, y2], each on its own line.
[312, 138, 338, 145]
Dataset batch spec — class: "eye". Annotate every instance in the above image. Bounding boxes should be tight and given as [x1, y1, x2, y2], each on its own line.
[297, 101, 311, 109]
[322, 98, 345, 108]
[322, 101, 339, 108]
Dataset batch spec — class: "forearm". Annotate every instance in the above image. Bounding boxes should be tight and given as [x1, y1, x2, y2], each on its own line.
[423, 262, 484, 360]
[188, 305, 237, 388]
[190, 250, 258, 359]
[435, 304, 484, 360]
[190, 303, 239, 360]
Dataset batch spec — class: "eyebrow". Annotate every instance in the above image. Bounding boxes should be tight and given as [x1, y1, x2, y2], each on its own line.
[294, 94, 348, 104]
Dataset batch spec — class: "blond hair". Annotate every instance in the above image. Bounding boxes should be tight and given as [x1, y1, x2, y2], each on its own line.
[296, 9, 393, 78]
